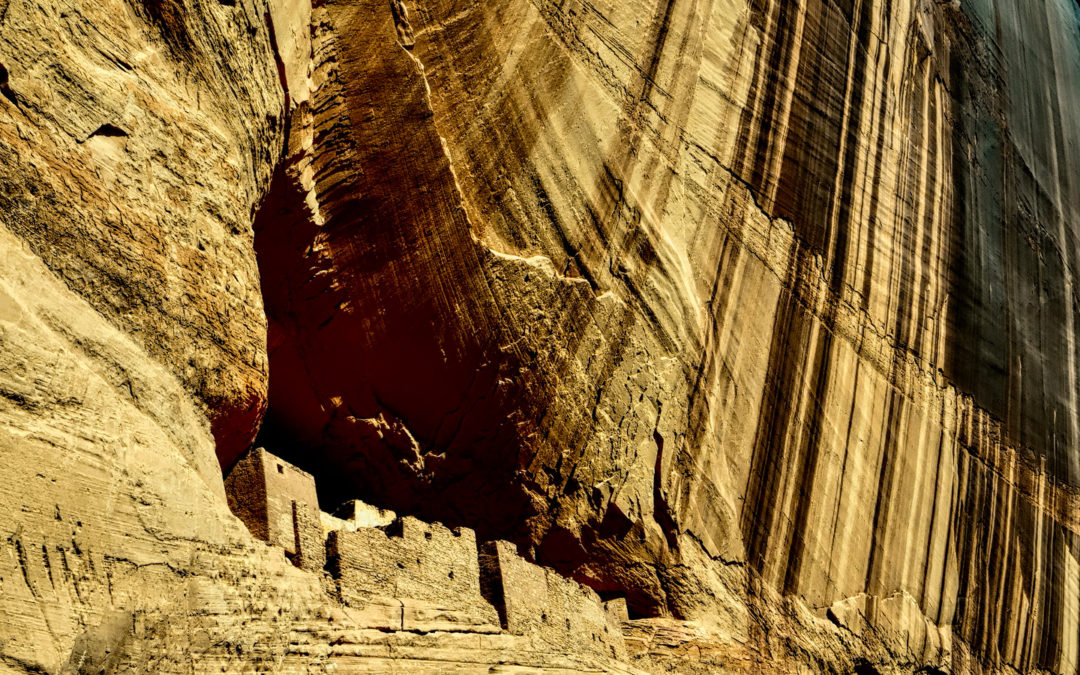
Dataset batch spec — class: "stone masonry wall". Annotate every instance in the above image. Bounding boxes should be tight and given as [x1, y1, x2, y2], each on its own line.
[225, 447, 322, 570]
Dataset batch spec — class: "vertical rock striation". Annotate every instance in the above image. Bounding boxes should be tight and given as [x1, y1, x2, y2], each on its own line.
[0, 0, 285, 463]
[1, 0, 1079, 672]
[256, 0, 1080, 671]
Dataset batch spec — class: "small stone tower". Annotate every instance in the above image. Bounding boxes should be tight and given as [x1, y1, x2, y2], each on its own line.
[224, 447, 325, 573]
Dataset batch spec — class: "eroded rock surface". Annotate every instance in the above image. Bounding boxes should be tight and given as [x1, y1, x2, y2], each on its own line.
[0, 0, 305, 669]
[1, 0, 1079, 672]
[256, 0, 1080, 672]
[0, 0, 283, 463]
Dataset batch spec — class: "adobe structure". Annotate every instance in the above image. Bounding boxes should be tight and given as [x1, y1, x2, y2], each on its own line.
[224, 447, 634, 668]
[225, 447, 325, 573]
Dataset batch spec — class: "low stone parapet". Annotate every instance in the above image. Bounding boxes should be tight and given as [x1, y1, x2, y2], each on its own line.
[479, 540, 628, 662]
[326, 515, 501, 632]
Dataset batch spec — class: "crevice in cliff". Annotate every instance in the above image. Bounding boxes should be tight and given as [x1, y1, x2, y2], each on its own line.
[262, 10, 291, 118]
[852, 659, 883, 675]
[652, 427, 680, 554]
[0, 64, 20, 109]
[247, 0, 524, 532]
[248, 26, 479, 525]
[83, 124, 128, 141]
[248, 156, 333, 497]
[243, 3, 704, 630]
[242, 3, 653, 623]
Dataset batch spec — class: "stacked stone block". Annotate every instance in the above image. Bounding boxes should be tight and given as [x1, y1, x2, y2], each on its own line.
[224, 447, 324, 572]
[479, 540, 627, 661]
[326, 516, 501, 631]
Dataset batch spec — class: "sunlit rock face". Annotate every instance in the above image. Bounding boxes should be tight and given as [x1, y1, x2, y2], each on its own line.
[2, 0, 1079, 671]
[0, 1, 328, 670]
[0, 0, 282, 463]
[256, 0, 1080, 671]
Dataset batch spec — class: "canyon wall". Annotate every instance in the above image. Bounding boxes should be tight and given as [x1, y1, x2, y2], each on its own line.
[0, 0, 326, 670]
[1, 0, 1079, 672]
[258, 0, 1080, 670]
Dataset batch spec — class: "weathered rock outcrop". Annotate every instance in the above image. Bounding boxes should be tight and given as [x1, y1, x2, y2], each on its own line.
[254, 0, 1080, 671]
[2, 0, 1080, 672]
[252, 0, 1080, 669]
[0, 0, 308, 670]
[0, 0, 285, 462]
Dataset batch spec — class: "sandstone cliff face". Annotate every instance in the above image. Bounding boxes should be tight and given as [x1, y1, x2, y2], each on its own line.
[0, 0, 312, 669]
[257, 0, 1080, 671]
[0, 0, 282, 462]
[1, 0, 1080, 672]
